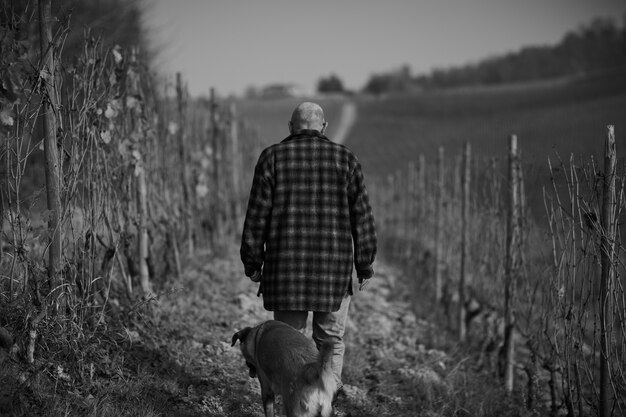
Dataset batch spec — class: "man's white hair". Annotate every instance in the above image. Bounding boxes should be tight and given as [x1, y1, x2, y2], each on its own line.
[290, 102, 325, 130]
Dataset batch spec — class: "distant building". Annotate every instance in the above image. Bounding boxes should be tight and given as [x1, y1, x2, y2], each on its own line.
[259, 83, 311, 98]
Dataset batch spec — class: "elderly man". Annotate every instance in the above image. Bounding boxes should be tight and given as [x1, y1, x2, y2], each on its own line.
[240, 101, 377, 390]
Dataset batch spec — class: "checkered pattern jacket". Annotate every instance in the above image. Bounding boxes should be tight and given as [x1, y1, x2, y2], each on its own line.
[240, 129, 377, 312]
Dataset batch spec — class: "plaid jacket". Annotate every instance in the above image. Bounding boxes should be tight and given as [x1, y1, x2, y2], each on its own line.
[241, 129, 377, 312]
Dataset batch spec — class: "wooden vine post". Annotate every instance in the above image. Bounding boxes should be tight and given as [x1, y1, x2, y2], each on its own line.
[504, 134, 522, 392]
[599, 125, 616, 417]
[27, 0, 63, 363]
[38, 0, 62, 307]
[129, 48, 151, 296]
[136, 149, 150, 296]
[458, 141, 471, 342]
[435, 146, 444, 304]
[176, 73, 193, 255]
[229, 102, 242, 229]
[210, 87, 224, 243]
[406, 161, 416, 244]
[418, 154, 426, 222]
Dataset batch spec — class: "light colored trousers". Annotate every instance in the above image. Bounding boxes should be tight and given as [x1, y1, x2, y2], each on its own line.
[274, 295, 351, 386]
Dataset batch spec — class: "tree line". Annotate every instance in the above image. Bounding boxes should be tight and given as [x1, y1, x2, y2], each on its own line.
[362, 15, 626, 94]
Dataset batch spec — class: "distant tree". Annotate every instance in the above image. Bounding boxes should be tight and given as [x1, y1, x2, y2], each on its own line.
[1, 0, 153, 64]
[58, 0, 154, 63]
[411, 14, 626, 90]
[363, 65, 414, 95]
[363, 73, 393, 95]
[317, 73, 345, 93]
[244, 85, 259, 99]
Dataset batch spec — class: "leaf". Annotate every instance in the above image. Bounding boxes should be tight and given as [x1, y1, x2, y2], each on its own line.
[1, 72, 18, 102]
[112, 45, 123, 65]
[168, 121, 178, 135]
[126, 95, 139, 110]
[104, 99, 121, 119]
[109, 71, 117, 87]
[117, 139, 132, 156]
[130, 131, 143, 142]
[196, 183, 209, 198]
[0, 108, 14, 126]
[104, 103, 116, 119]
[100, 130, 112, 144]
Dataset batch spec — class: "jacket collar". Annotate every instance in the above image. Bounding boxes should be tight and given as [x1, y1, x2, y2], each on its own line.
[281, 129, 329, 143]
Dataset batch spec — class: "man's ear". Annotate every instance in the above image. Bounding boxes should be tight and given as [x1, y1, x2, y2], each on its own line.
[288, 121, 294, 134]
[321, 121, 328, 134]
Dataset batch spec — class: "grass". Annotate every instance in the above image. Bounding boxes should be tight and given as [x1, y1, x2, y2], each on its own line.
[235, 71, 625, 222]
[236, 71, 626, 176]
[349, 89, 624, 176]
[1, 241, 546, 416]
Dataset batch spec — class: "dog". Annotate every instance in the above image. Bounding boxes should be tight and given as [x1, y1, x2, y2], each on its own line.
[231, 320, 337, 417]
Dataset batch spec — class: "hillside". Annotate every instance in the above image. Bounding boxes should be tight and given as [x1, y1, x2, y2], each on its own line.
[371, 17, 626, 93]
[348, 69, 626, 175]
[235, 71, 625, 222]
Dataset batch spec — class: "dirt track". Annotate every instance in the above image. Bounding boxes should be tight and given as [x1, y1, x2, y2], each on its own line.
[333, 101, 357, 144]
[134, 246, 453, 416]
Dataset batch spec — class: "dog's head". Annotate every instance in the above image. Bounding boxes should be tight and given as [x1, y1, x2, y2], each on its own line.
[231, 327, 257, 378]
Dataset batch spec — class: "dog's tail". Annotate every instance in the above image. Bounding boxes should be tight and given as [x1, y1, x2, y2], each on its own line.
[317, 340, 337, 393]
[300, 340, 336, 390]
[296, 341, 337, 417]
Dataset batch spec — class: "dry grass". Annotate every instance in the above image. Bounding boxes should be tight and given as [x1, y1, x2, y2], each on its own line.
[1, 242, 541, 417]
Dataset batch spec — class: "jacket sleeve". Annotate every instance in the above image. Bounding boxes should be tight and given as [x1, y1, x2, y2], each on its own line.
[347, 159, 377, 280]
[240, 150, 274, 276]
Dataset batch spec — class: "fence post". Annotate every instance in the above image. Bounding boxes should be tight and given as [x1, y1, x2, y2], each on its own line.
[418, 154, 426, 222]
[229, 103, 242, 229]
[176, 72, 193, 255]
[38, 0, 62, 308]
[136, 153, 150, 295]
[406, 161, 416, 249]
[27, 0, 64, 364]
[210, 87, 225, 244]
[458, 141, 471, 342]
[504, 134, 521, 392]
[599, 125, 616, 417]
[129, 48, 151, 296]
[435, 146, 444, 304]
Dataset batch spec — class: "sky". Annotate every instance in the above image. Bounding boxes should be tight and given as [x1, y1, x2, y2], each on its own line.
[145, 0, 626, 97]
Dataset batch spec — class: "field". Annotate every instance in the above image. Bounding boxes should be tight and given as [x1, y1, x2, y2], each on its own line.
[351, 73, 625, 172]
[238, 70, 626, 219]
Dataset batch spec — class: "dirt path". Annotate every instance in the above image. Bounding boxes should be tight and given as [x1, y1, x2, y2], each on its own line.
[333, 101, 357, 144]
[132, 247, 453, 416]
